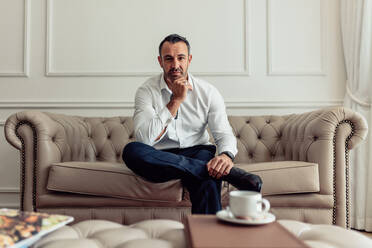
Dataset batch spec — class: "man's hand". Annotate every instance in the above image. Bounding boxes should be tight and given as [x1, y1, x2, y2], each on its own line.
[167, 76, 193, 103]
[206, 154, 234, 179]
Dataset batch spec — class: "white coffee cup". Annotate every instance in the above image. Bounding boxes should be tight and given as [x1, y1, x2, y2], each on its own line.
[228, 190, 270, 219]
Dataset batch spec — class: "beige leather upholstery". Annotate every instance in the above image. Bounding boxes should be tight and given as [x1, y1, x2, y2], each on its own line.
[278, 220, 372, 248]
[46, 161, 318, 202]
[33, 219, 372, 248]
[34, 219, 186, 248]
[238, 161, 320, 195]
[47, 162, 183, 202]
[4, 107, 368, 227]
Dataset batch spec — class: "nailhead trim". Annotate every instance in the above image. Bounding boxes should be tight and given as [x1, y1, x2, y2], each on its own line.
[15, 121, 38, 212]
[332, 120, 354, 228]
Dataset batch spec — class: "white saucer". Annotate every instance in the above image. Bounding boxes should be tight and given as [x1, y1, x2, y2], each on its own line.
[216, 209, 276, 225]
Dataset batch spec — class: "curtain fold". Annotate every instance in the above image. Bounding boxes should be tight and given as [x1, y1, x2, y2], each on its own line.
[340, 0, 372, 231]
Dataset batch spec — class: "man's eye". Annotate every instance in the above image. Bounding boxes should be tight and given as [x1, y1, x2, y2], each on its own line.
[178, 57, 185, 60]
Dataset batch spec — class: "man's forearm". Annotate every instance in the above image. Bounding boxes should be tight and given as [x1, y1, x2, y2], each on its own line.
[154, 99, 182, 141]
[155, 127, 167, 141]
[134, 107, 173, 144]
[166, 98, 182, 117]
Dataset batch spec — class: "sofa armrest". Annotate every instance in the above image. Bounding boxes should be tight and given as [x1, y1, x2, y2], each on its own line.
[281, 107, 367, 191]
[281, 106, 368, 227]
[4, 111, 94, 211]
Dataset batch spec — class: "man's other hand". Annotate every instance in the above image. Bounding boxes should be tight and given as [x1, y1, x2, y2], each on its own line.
[206, 154, 233, 179]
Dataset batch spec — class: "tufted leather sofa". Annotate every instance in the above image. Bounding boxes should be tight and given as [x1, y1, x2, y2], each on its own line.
[4, 107, 368, 228]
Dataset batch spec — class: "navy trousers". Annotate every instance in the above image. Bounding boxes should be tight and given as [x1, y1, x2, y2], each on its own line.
[122, 142, 222, 214]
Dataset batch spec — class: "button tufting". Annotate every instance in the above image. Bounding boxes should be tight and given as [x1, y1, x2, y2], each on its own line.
[313, 136, 318, 141]
[246, 120, 250, 124]
[258, 135, 261, 139]
[32, 219, 187, 248]
[266, 120, 271, 124]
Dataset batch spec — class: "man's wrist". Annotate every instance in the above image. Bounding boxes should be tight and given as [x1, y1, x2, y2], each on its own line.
[170, 94, 183, 103]
[219, 151, 235, 161]
[167, 96, 182, 117]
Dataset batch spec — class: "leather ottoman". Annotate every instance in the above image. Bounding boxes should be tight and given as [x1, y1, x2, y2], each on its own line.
[33, 219, 372, 248]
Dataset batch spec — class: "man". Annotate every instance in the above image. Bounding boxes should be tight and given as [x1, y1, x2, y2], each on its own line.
[123, 34, 262, 214]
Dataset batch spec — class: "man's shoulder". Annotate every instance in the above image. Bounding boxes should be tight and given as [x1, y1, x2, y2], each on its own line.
[140, 73, 162, 89]
[136, 74, 162, 96]
[191, 74, 219, 94]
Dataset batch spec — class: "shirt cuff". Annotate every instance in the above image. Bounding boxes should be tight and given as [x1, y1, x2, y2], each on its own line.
[217, 146, 237, 157]
[159, 106, 174, 126]
[219, 151, 235, 161]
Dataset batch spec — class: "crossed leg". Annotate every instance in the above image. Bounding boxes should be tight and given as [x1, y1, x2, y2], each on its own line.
[122, 142, 221, 214]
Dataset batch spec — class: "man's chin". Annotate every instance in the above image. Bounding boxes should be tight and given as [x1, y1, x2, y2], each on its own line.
[167, 74, 182, 82]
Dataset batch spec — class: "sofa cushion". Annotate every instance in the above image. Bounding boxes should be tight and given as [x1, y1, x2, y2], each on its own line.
[47, 162, 183, 202]
[235, 161, 319, 196]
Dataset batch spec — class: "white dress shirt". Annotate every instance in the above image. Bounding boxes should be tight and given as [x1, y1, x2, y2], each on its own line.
[133, 73, 237, 156]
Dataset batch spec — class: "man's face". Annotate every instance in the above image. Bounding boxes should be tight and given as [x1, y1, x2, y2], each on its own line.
[158, 41, 192, 83]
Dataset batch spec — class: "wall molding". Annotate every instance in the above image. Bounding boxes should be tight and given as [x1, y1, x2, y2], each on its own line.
[0, 187, 20, 193]
[0, 0, 29, 77]
[0, 203, 20, 208]
[266, 0, 327, 76]
[45, 0, 251, 77]
[225, 100, 342, 109]
[0, 99, 343, 128]
[0, 99, 343, 110]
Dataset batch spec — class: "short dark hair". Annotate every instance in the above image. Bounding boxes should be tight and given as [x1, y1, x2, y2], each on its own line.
[158, 34, 191, 56]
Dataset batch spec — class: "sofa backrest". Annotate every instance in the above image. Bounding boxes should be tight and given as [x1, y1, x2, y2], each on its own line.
[83, 116, 135, 163]
[69, 115, 292, 164]
[228, 116, 290, 163]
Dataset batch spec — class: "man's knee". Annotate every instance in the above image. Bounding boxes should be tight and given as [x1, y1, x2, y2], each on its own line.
[122, 142, 145, 164]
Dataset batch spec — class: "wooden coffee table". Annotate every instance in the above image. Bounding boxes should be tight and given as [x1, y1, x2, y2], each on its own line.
[185, 215, 310, 248]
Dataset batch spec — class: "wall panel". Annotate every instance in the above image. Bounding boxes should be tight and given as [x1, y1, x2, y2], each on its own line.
[0, 0, 29, 76]
[267, 0, 326, 75]
[47, 0, 250, 76]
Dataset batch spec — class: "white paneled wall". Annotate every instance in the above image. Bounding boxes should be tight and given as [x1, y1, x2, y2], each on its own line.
[0, 0, 345, 208]
[268, 0, 326, 75]
[0, 0, 29, 76]
[47, 0, 249, 76]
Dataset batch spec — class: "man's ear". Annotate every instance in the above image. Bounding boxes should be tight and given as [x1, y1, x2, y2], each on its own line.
[188, 54, 192, 64]
[158, 56, 163, 68]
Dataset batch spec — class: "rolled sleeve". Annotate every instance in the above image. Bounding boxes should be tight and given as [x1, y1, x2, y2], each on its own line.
[133, 86, 174, 145]
[158, 106, 174, 126]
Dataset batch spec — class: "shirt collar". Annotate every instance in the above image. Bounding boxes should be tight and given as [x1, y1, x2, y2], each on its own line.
[160, 73, 172, 94]
[160, 72, 194, 94]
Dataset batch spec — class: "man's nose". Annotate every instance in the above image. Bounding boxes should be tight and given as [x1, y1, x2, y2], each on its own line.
[171, 59, 179, 68]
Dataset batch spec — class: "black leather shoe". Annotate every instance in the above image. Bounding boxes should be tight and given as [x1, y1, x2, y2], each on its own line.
[223, 167, 262, 192]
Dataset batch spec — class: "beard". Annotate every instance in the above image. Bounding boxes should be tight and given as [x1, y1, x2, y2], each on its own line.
[165, 67, 188, 83]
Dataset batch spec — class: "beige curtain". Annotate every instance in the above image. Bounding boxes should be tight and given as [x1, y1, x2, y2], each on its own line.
[341, 0, 372, 231]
